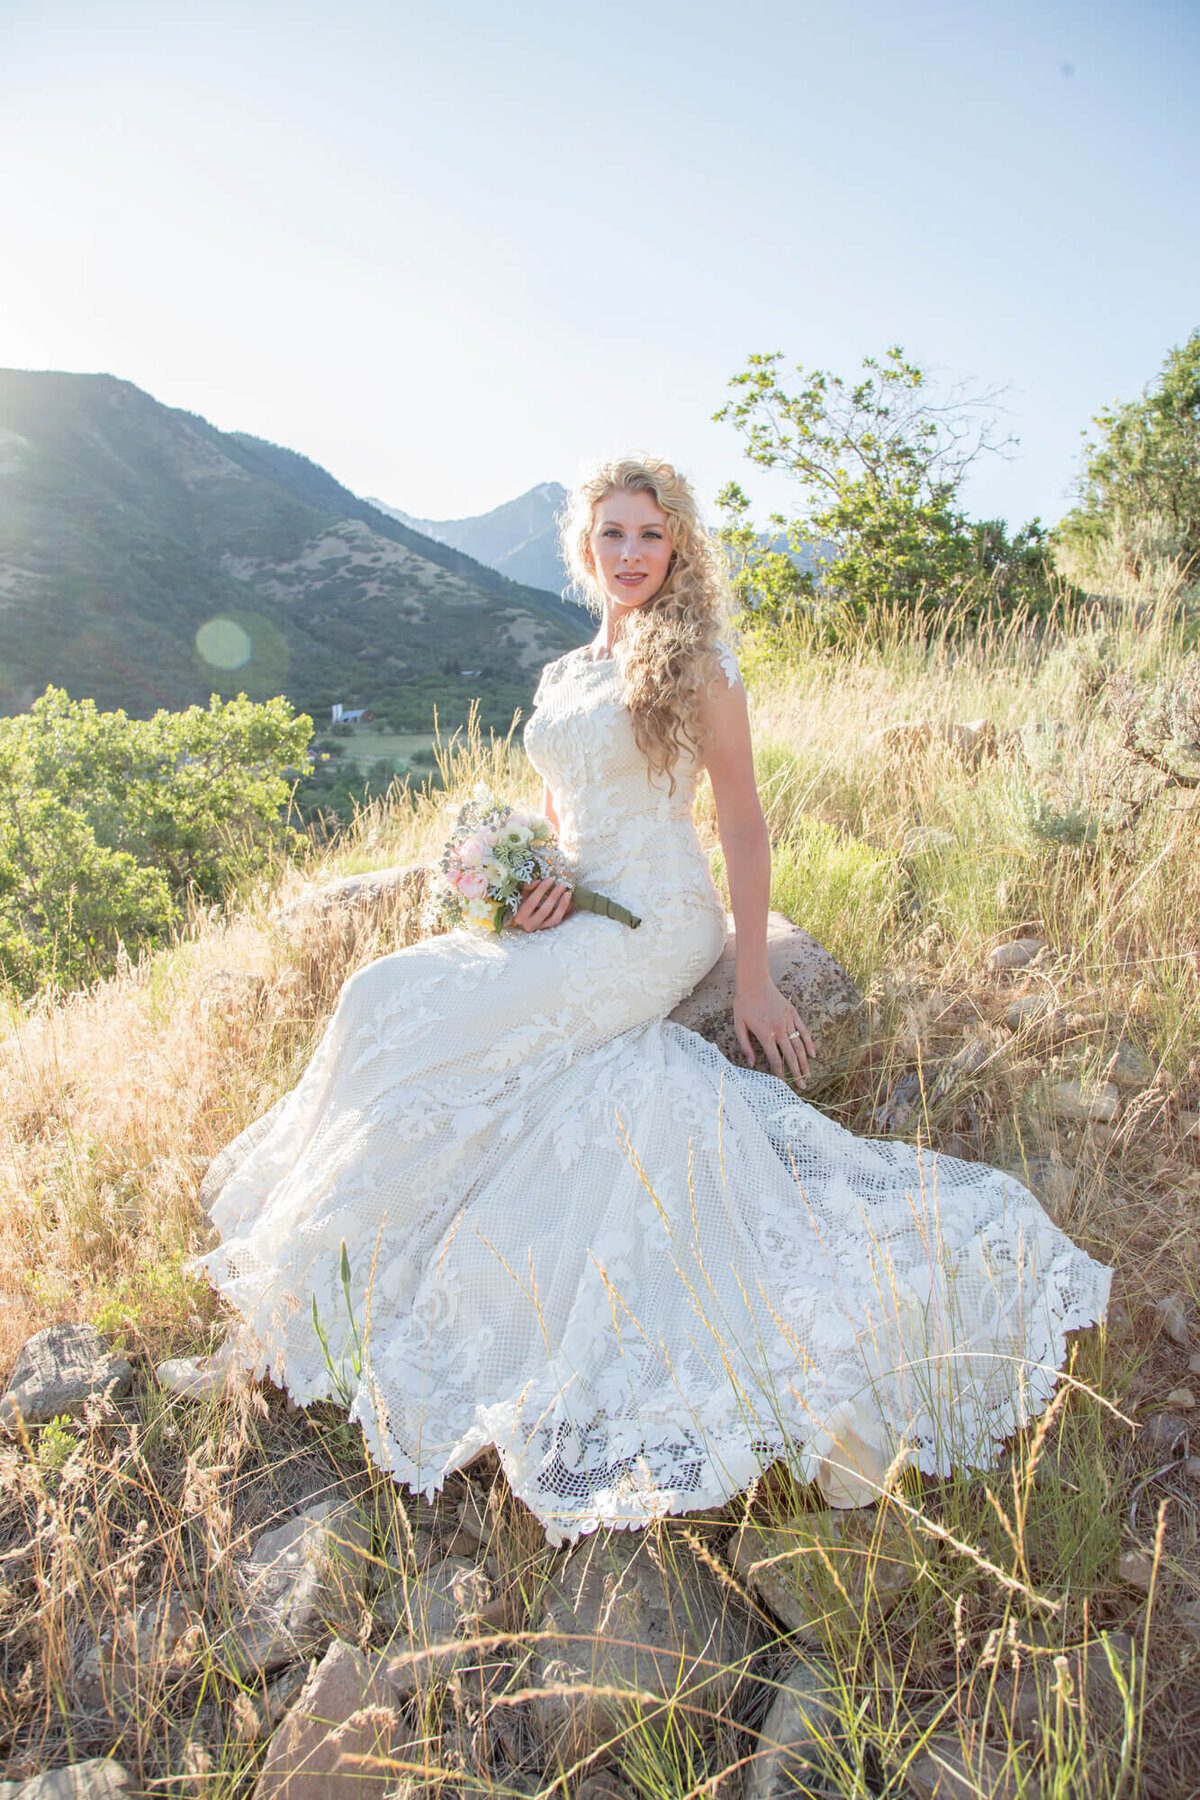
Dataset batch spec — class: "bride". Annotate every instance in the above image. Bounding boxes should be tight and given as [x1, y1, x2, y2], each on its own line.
[198, 456, 1111, 1544]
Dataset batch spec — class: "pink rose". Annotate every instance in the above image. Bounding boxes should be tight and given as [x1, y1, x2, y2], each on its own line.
[457, 866, 488, 900]
[458, 837, 486, 867]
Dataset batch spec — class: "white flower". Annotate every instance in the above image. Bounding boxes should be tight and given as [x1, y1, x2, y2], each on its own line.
[465, 898, 497, 927]
[499, 824, 532, 849]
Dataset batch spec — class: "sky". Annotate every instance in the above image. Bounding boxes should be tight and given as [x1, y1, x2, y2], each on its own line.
[2, 0, 1198, 534]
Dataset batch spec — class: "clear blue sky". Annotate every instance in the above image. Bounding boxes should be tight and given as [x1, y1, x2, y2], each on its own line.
[3, 0, 1197, 532]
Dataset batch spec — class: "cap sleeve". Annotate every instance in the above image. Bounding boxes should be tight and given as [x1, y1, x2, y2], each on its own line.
[711, 638, 743, 691]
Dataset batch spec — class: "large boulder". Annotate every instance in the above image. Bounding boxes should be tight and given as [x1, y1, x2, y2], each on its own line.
[669, 912, 862, 1071]
[216, 1497, 373, 1677]
[531, 1532, 764, 1760]
[1, 1324, 132, 1432]
[276, 864, 428, 931]
[253, 1638, 407, 1800]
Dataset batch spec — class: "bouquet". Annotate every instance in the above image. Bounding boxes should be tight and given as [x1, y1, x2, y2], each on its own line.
[431, 785, 641, 934]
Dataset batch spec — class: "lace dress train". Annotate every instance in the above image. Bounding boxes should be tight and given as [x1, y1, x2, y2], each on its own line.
[197, 643, 1111, 1544]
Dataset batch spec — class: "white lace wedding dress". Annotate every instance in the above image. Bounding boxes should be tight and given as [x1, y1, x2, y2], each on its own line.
[199, 642, 1111, 1544]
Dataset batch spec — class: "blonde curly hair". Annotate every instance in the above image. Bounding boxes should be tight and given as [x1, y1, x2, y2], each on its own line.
[559, 456, 736, 795]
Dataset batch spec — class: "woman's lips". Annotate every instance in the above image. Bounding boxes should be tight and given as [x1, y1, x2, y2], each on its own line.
[617, 573, 646, 585]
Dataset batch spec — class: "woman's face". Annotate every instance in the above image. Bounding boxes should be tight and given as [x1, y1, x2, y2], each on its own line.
[585, 489, 674, 613]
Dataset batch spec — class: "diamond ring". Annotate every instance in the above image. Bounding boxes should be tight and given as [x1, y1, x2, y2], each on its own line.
[787, 1030, 803, 1039]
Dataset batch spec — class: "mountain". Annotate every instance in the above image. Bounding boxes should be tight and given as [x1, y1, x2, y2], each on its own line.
[372, 481, 569, 595]
[0, 373, 590, 726]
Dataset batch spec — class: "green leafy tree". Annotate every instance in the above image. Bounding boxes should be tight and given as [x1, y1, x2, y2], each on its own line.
[1057, 329, 1200, 583]
[0, 689, 312, 993]
[714, 346, 1057, 634]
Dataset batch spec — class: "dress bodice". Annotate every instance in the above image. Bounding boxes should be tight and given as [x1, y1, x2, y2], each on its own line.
[522, 642, 736, 859]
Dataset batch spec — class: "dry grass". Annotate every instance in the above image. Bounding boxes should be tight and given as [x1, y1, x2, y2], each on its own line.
[1, 588, 1199, 1793]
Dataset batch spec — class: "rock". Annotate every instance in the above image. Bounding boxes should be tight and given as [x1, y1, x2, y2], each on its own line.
[866, 721, 933, 757]
[156, 1328, 249, 1401]
[987, 937, 1046, 972]
[1003, 1157, 1075, 1213]
[1003, 993, 1058, 1032]
[1049, 1080, 1120, 1125]
[744, 1660, 840, 1800]
[1103, 1040, 1155, 1093]
[729, 1512, 920, 1638]
[1165, 1388, 1196, 1410]
[531, 1533, 762, 1759]
[219, 1497, 372, 1676]
[1189, 1353, 1200, 1376]
[872, 1069, 924, 1135]
[380, 1555, 493, 1642]
[199, 1093, 290, 1215]
[2, 1766, 132, 1800]
[1177, 1599, 1200, 1647]
[575, 1776, 634, 1800]
[77, 1590, 202, 1701]
[201, 969, 267, 1017]
[943, 718, 996, 765]
[0, 1324, 133, 1431]
[1118, 1550, 1156, 1590]
[277, 863, 428, 930]
[991, 1631, 1135, 1741]
[1153, 1293, 1190, 1347]
[1141, 1412, 1190, 1458]
[254, 1638, 405, 1800]
[905, 1736, 1017, 1799]
[1184, 1457, 1200, 1484]
[668, 911, 863, 1072]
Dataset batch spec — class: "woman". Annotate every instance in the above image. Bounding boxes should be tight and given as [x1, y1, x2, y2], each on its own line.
[199, 457, 1110, 1545]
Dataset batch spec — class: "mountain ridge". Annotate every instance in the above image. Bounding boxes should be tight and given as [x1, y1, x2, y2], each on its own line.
[0, 372, 590, 727]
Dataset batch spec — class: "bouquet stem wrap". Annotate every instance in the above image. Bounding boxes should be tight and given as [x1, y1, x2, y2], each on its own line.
[570, 885, 641, 929]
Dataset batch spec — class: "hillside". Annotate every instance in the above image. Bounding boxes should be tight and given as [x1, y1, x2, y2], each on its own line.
[0, 373, 590, 726]
[373, 480, 569, 593]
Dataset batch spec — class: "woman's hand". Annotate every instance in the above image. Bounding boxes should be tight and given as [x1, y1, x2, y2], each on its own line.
[734, 976, 816, 1085]
[511, 877, 573, 933]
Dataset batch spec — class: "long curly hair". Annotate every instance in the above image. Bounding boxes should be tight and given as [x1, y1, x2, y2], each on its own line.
[559, 456, 735, 794]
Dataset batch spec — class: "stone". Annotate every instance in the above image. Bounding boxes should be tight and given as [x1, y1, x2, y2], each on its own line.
[3, 1767, 132, 1800]
[1153, 1293, 1190, 1347]
[1165, 1388, 1196, 1410]
[1003, 1158, 1075, 1213]
[1177, 1599, 1200, 1647]
[668, 911, 863, 1073]
[905, 1736, 1018, 1799]
[1140, 1412, 1190, 1457]
[276, 863, 428, 930]
[77, 1590, 202, 1701]
[219, 1497, 372, 1676]
[987, 937, 1046, 972]
[254, 1638, 405, 1800]
[531, 1533, 763, 1758]
[1184, 1458, 1200, 1484]
[1003, 993, 1058, 1032]
[1189, 1353, 1200, 1376]
[1103, 1040, 1155, 1093]
[1049, 1080, 1120, 1125]
[1118, 1550, 1155, 1590]
[744, 1660, 840, 1800]
[943, 718, 996, 765]
[872, 1069, 924, 1135]
[0, 1324, 133, 1431]
[729, 1512, 919, 1638]
[380, 1555, 493, 1642]
[156, 1329, 249, 1401]
[865, 721, 933, 756]
[199, 1093, 290, 1215]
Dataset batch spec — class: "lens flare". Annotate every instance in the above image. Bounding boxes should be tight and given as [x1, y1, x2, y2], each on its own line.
[196, 618, 253, 670]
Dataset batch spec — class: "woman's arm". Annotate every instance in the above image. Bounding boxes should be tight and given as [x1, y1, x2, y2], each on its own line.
[541, 782, 560, 833]
[697, 669, 815, 1084]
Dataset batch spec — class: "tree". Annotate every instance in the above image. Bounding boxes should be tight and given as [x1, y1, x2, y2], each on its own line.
[0, 689, 312, 994]
[1057, 329, 1200, 585]
[714, 345, 1056, 634]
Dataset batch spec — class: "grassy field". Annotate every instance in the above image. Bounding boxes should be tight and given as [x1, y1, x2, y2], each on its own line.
[1, 568, 1198, 1794]
[338, 724, 438, 774]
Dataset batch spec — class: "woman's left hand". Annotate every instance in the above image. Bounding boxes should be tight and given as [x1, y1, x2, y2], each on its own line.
[734, 976, 816, 1085]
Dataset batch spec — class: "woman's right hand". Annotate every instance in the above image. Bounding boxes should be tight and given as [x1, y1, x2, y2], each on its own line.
[511, 877, 574, 933]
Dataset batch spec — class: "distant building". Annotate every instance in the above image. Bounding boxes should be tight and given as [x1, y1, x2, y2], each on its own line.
[460, 669, 483, 677]
[331, 703, 373, 724]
